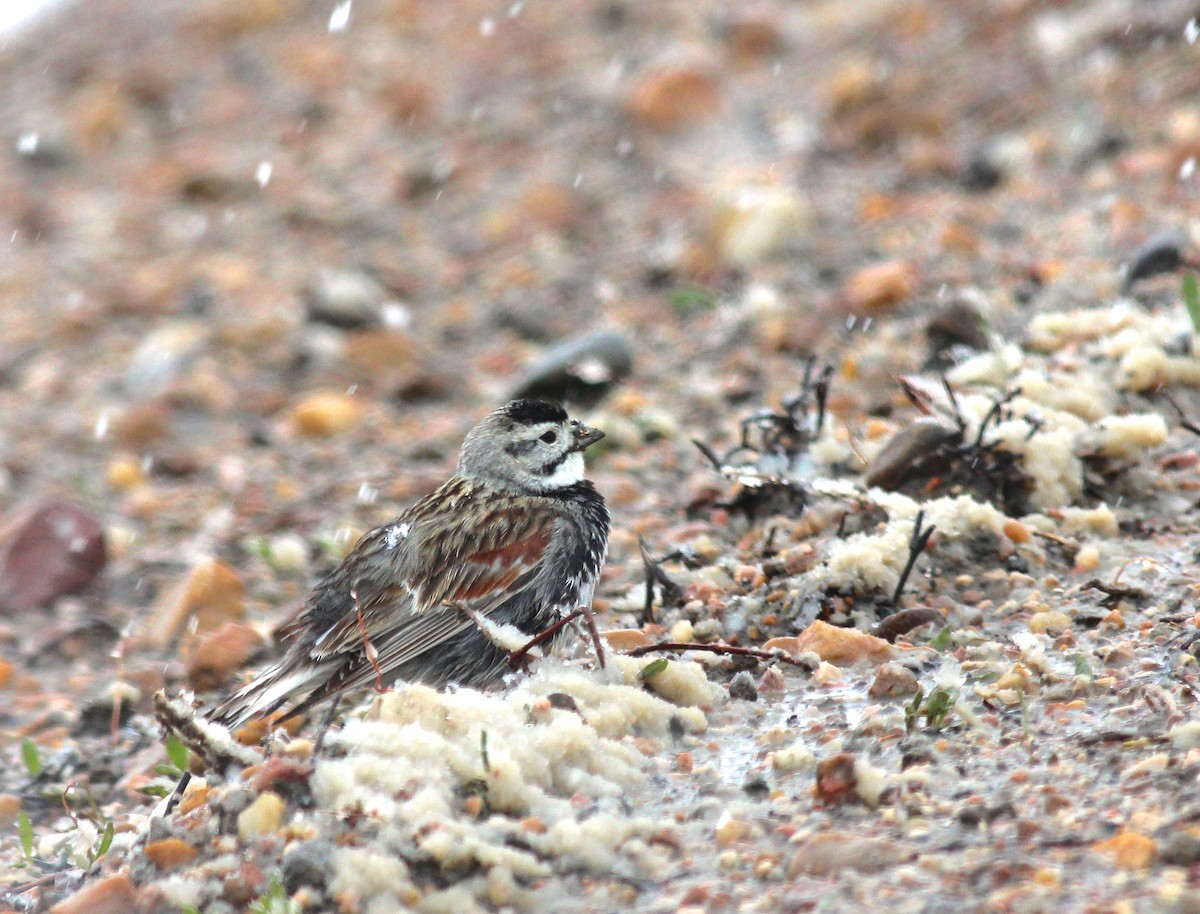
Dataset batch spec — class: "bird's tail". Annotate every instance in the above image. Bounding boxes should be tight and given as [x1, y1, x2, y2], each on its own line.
[210, 657, 335, 730]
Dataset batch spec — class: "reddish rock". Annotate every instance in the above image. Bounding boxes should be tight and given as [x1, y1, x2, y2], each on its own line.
[149, 559, 246, 647]
[841, 260, 918, 314]
[0, 502, 106, 611]
[186, 621, 268, 691]
[144, 837, 201, 870]
[49, 873, 135, 914]
[789, 833, 912, 876]
[628, 67, 721, 131]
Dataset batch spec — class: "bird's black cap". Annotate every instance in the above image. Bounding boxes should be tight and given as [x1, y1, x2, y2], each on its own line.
[501, 399, 568, 425]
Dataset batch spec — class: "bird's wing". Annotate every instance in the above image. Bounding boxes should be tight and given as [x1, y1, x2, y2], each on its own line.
[306, 486, 557, 666]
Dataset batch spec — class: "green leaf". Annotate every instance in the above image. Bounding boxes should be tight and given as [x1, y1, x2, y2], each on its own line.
[21, 738, 42, 778]
[1185, 273, 1200, 334]
[165, 734, 189, 773]
[91, 820, 115, 863]
[668, 285, 717, 318]
[17, 811, 34, 860]
[479, 730, 490, 773]
[638, 658, 669, 682]
[136, 784, 171, 798]
[928, 625, 953, 651]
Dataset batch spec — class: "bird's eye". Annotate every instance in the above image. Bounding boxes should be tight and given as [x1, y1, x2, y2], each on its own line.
[540, 430, 558, 444]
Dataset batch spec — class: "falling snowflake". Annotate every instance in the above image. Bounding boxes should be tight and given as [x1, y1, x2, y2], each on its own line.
[328, 0, 351, 33]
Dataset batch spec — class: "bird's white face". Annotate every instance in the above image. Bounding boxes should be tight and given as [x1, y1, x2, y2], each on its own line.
[457, 401, 604, 494]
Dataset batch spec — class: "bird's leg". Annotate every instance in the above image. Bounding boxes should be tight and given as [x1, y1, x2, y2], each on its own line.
[508, 605, 606, 671]
[352, 588, 387, 692]
[312, 694, 342, 758]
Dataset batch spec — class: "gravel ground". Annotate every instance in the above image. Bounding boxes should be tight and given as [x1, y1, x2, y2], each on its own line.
[5, 1, 1200, 911]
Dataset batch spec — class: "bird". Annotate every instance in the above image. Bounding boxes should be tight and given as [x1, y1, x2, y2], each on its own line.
[212, 398, 610, 730]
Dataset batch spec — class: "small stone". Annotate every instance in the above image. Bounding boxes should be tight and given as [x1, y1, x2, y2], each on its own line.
[1028, 611, 1071, 635]
[868, 662, 920, 698]
[796, 620, 893, 665]
[1003, 520, 1031, 544]
[728, 671, 758, 701]
[628, 66, 721, 131]
[722, 15, 784, 66]
[1073, 543, 1100, 572]
[762, 636, 801, 656]
[49, 874, 136, 914]
[510, 330, 633, 408]
[670, 619, 695, 643]
[815, 753, 858, 804]
[1122, 230, 1188, 290]
[864, 419, 958, 490]
[1160, 832, 1200, 866]
[290, 392, 364, 437]
[283, 840, 334, 892]
[106, 458, 145, 490]
[149, 559, 245, 647]
[305, 268, 384, 328]
[715, 816, 752, 847]
[266, 533, 309, 573]
[0, 501, 106, 611]
[926, 298, 989, 361]
[812, 661, 842, 684]
[186, 621, 268, 691]
[602, 628, 651, 651]
[1093, 832, 1156, 869]
[841, 260, 917, 313]
[237, 791, 286, 840]
[122, 320, 207, 398]
[144, 837, 201, 870]
[710, 181, 811, 268]
[789, 833, 911, 877]
[692, 618, 724, 643]
[0, 660, 12, 688]
[0, 794, 21, 828]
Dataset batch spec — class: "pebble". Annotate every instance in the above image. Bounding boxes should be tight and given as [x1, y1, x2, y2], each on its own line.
[48, 874, 136, 914]
[1093, 832, 1156, 869]
[864, 419, 958, 490]
[237, 790, 286, 840]
[122, 320, 207, 398]
[149, 558, 245, 646]
[1122, 230, 1187, 289]
[186, 621, 268, 690]
[1028, 610, 1071, 635]
[290, 392, 364, 437]
[868, 661, 920, 698]
[283, 840, 334, 891]
[692, 618, 724, 643]
[305, 268, 384, 328]
[796, 620, 893, 665]
[106, 458, 145, 490]
[0, 793, 21, 827]
[144, 837, 201, 870]
[509, 330, 633, 407]
[841, 260, 917, 313]
[602, 628, 651, 651]
[1160, 832, 1200, 866]
[788, 833, 911, 877]
[728, 670, 758, 701]
[0, 501, 107, 611]
[709, 181, 811, 268]
[627, 66, 721, 131]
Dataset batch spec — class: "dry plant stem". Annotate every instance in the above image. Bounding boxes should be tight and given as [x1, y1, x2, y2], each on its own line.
[624, 641, 814, 669]
[351, 587, 387, 692]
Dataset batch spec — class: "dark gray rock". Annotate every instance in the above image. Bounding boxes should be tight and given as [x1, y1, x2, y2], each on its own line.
[510, 329, 633, 407]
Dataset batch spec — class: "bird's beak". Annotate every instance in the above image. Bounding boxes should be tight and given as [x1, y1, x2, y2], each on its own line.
[571, 421, 605, 452]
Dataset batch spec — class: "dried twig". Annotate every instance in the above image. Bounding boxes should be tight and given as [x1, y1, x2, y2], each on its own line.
[623, 641, 815, 670]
